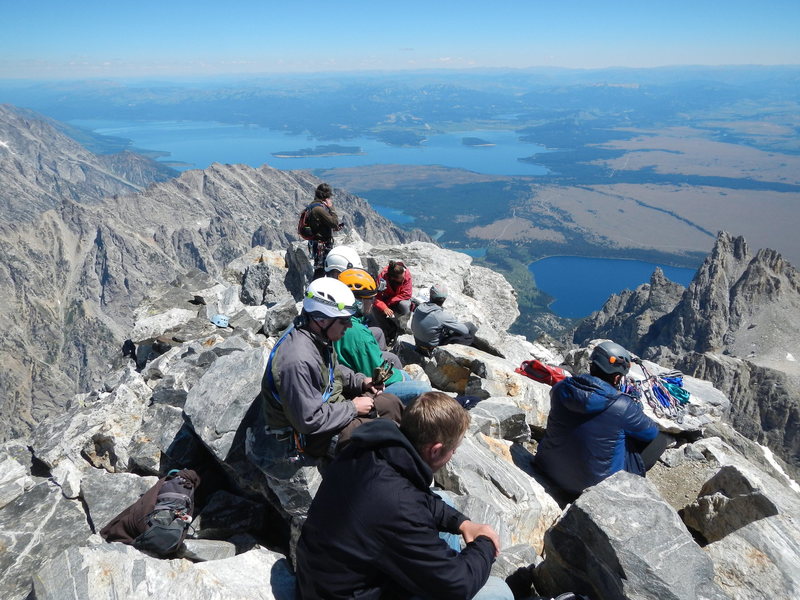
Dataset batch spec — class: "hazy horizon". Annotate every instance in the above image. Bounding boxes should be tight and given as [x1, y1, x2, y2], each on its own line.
[3, 1, 799, 79]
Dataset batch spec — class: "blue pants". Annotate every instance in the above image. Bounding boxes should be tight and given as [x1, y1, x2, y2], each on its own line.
[384, 372, 432, 405]
[421, 490, 514, 600]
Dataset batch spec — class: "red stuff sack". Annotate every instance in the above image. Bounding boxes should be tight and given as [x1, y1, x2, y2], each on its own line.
[515, 359, 569, 386]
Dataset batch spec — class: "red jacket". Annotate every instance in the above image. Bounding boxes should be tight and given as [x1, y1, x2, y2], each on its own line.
[375, 264, 412, 313]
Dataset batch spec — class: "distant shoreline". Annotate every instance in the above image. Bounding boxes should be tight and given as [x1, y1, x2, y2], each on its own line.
[528, 253, 699, 271]
[272, 151, 365, 158]
[272, 144, 364, 158]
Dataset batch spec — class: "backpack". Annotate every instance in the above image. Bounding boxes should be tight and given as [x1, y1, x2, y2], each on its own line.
[515, 359, 570, 386]
[297, 202, 323, 240]
[132, 469, 198, 557]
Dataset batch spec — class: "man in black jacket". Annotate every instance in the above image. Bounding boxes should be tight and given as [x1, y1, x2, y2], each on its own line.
[296, 392, 513, 600]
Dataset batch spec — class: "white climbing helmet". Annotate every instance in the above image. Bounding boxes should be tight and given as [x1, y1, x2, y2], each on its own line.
[303, 277, 358, 318]
[324, 245, 363, 273]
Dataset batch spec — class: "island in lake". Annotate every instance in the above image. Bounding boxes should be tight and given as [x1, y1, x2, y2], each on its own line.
[272, 144, 364, 158]
[462, 136, 495, 147]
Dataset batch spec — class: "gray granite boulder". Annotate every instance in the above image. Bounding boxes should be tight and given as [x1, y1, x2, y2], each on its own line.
[0, 479, 91, 600]
[436, 432, 560, 554]
[704, 518, 800, 600]
[80, 469, 158, 532]
[30, 369, 153, 490]
[424, 344, 552, 429]
[178, 539, 238, 562]
[0, 440, 35, 510]
[127, 403, 187, 474]
[263, 298, 300, 337]
[534, 471, 727, 600]
[469, 397, 531, 443]
[676, 437, 800, 598]
[33, 543, 296, 600]
[183, 346, 269, 462]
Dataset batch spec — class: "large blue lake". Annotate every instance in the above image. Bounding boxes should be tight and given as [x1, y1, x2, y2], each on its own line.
[529, 256, 696, 319]
[69, 119, 548, 176]
[72, 118, 698, 321]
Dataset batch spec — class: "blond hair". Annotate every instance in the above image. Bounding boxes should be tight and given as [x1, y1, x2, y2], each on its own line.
[400, 392, 470, 453]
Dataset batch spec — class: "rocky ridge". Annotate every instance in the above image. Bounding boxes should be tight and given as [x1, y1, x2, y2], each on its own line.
[0, 104, 428, 442]
[574, 232, 800, 480]
[1, 238, 798, 600]
[0, 104, 176, 223]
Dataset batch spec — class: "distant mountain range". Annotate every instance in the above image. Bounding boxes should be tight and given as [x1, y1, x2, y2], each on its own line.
[0, 104, 425, 441]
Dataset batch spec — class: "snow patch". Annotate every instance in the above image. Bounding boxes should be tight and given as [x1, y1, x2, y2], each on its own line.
[762, 445, 800, 493]
[787, 353, 796, 362]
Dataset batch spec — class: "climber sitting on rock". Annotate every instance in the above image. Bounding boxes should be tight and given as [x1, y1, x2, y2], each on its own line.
[534, 340, 669, 502]
[296, 392, 513, 600]
[373, 259, 413, 344]
[254, 277, 404, 460]
[411, 283, 477, 355]
[336, 268, 432, 404]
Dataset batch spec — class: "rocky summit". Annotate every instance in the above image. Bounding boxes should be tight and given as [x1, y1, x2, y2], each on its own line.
[1, 105, 799, 599]
[0, 235, 798, 600]
[0, 105, 427, 443]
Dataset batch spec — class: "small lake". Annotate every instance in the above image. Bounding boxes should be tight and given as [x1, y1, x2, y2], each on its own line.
[529, 256, 696, 319]
[371, 204, 415, 224]
[69, 119, 548, 176]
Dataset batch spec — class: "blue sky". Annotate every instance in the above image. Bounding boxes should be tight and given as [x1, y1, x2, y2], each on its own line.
[2, 1, 799, 78]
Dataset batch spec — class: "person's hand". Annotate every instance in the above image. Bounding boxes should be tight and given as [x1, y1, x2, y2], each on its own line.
[353, 396, 375, 416]
[458, 520, 501, 556]
[362, 377, 385, 395]
[384, 308, 394, 318]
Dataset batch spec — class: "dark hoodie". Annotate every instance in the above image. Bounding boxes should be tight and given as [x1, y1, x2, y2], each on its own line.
[534, 374, 659, 497]
[296, 420, 495, 600]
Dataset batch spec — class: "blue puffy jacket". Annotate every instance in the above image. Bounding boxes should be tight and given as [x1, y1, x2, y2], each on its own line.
[534, 374, 659, 497]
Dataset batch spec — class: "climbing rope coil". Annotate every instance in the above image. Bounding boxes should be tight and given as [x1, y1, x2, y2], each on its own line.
[623, 358, 691, 422]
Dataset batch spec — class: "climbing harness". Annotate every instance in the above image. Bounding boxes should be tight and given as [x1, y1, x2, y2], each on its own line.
[265, 324, 336, 454]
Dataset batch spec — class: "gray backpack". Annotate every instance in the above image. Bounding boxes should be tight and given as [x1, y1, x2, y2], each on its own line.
[133, 470, 197, 557]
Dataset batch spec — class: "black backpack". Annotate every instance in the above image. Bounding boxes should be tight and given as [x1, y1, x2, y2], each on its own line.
[133, 469, 198, 557]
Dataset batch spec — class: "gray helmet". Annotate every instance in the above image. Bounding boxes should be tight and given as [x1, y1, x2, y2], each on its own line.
[590, 341, 632, 376]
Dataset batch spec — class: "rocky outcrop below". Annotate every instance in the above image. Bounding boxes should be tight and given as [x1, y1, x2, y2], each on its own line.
[573, 267, 686, 348]
[574, 232, 800, 480]
[0, 105, 430, 443]
[1, 240, 797, 599]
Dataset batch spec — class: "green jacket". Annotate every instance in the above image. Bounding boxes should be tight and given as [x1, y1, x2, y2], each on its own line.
[334, 317, 403, 386]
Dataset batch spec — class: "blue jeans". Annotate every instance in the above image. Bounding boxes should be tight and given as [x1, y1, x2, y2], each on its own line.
[423, 490, 514, 600]
[384, 373, 432, 405]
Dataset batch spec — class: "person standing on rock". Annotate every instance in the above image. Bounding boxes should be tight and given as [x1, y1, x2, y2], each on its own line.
[305, 183, 343, 279]
[534, 340, 664, 501]
[296, 392, 514, 600]
[411, 283, 477, 355]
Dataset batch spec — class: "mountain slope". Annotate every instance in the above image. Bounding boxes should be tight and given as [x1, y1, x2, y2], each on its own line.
[0, 106, 427, 441]
[0, 104, 176, 222]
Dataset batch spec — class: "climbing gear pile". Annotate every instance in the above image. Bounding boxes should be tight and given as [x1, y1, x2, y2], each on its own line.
[624, 358, 691, 421]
